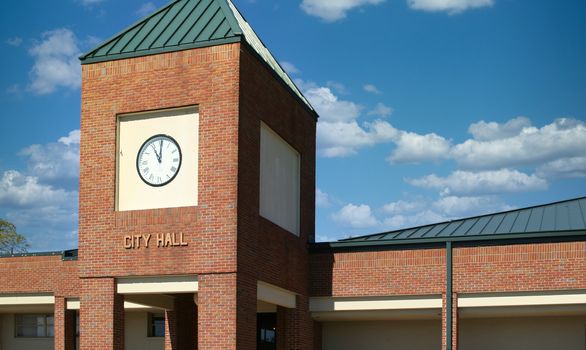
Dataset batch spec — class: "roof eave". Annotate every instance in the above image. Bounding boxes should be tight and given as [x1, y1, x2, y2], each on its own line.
[80, 36, 242, 65]
[312, 230, 586, 251]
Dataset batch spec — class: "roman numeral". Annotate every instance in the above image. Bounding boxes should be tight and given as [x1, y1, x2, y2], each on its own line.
[170, 166, 177, 173]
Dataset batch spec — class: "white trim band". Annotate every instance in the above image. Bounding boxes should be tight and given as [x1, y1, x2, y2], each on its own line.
[117, 275, 198, 294]
[0, 295, 54, 306]
[257, 281, 297, 309]
[310, 296, 443, 312]
[459, 292, 586, 308]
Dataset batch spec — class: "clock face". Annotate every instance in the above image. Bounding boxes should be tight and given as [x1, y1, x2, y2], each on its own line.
[136, 134, 182, 187]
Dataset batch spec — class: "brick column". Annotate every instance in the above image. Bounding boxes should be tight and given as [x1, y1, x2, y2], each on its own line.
[79, 278, 124, 350]
[198, 273, 256, 350]
[282, 295, 314, 350]
[164, 309, 176, 350]
[54, 297, 75, 350]
[442, 292, 458, 350]
[313, 321, 322, 350]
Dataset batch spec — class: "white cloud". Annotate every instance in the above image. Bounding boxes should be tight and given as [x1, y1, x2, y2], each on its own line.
[305, 87, 361, 123]
[363, 84, 381, 94]
[301, 0, 384, 22]
[381, 195, 512, 230]
[316, 188, 331, 207]
[452, 118, 586, 170]
[0, 130, 81, 251]
[382, 199, 426, 215]
[318, 120, 397, 157]
[19, 130, 80, 184]
[280, 61, 301, 75]
[407, 0, 494, 14]
[6, 37, 23, 47]
[407, 169, 548, 196]
[332, 203, 379, 228]
[302, 84, 397, 157]
[537, 157, 586, 179]
[326, 81, 348, 95]
[0, 171, 75, 208]
[28, 29, 81, 95]
[136, 2, 157, 17]
[468, 116, 531, 141]
[388, 131, 451, 163]
[368, 103, 393, 117]
[432, 195, 514, 217]
[79, 0, 106, 5]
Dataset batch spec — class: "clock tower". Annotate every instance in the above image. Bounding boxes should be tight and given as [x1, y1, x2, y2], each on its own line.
[77, 0, 317, 349]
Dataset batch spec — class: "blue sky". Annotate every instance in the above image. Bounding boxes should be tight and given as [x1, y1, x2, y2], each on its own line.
[0, 0, 585, 250]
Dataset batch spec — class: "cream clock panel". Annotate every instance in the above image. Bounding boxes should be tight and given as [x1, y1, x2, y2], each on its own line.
[117, 107, 199, 211]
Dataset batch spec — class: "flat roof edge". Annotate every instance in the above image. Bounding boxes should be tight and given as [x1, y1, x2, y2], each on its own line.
[0, 249, 78, 261]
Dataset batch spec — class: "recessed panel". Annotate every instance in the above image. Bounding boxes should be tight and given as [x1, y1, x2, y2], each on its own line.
[117, 107, 199, 211]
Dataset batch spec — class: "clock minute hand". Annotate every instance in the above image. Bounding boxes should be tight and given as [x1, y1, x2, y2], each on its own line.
[159, 140, 163, 162]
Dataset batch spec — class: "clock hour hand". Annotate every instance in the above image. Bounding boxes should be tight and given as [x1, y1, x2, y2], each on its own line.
[151, 144, 161, 163]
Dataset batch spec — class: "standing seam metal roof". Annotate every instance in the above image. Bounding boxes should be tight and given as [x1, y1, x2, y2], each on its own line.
[338, 196, 586, 245]
[79, 0, 314, 113]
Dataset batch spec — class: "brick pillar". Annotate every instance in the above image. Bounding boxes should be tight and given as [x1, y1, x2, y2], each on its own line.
[282, 295, 313, 350]
[442, 293, 458, 350]
[313, 321, 322, 350]
[165, 309, 177, 350]
[54, 297, 75, 350]
[79, 278, 124, 350]
[198, 273, 256, 350]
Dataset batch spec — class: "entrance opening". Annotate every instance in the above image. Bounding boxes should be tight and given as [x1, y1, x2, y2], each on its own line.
[257, 313, 276, 350]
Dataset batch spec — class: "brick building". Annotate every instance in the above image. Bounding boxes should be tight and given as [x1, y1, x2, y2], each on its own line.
[1, 0, 585, 349]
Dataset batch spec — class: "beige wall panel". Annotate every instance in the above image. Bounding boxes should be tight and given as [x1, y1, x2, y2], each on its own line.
[460, 316, 586, 350]
[124, 312, 164, 350]
[322, 320, 441, 350]
[0, 314, 53, 350]
[259, 123, 300, 235]
[117, 107, 199, 211]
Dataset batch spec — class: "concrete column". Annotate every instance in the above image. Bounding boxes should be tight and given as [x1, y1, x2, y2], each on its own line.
[79, 278, 124, 350]
[197, 273, 256, 350]
[282, 295, 314, 350]
[54, 297, 75, 350]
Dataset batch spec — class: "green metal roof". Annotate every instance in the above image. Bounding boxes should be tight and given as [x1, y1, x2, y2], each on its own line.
[79, 0, 314, 113]
[320, 196, 586, 248]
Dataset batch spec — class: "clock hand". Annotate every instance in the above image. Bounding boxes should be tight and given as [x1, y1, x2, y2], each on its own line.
[159, 140, 163, 162]
[151, 144, 161, 162]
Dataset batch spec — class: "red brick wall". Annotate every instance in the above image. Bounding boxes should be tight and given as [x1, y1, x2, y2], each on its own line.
[0, 255, 79, 297]
[79, 44, 241, 278]
[79, 278, 124, 350]
[453, 241, 586, 293]
[197, 273, 257, 350]
[310, 248, 446, 297]
[237, 44, 316, 295]
[310, 241, 586, 297]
